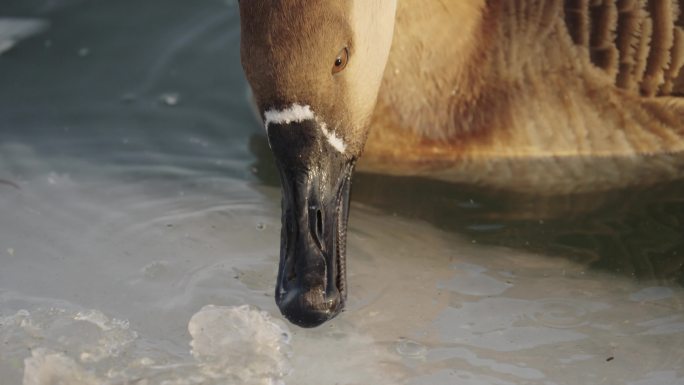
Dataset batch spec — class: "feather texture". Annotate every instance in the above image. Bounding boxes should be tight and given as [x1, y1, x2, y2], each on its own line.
[362, 0, 684, 193]
[562, 0, 683, 95]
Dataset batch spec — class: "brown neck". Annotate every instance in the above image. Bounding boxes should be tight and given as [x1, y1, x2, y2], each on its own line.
[376, 0, 501, 141]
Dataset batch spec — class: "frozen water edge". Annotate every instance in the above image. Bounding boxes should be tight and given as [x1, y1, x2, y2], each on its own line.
[188, 305, 292, 384]
[1, 291, 399, 385]
[2, 304, 291, 385]
[2, 169, 684, 385]
[0, 167, 402, 385]
[3, 0, 684, 381]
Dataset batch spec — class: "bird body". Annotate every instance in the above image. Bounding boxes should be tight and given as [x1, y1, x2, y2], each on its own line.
[238, 0, 684, 326]
[359, 0, 684, 193]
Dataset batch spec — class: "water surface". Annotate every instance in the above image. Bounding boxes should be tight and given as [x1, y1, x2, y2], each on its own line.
[2, 1, 684, 384]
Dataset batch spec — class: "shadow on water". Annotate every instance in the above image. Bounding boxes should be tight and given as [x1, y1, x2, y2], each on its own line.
[250, 134, 684, 286]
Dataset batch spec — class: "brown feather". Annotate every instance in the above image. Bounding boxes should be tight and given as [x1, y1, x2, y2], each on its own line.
[565, 0, 591, 45]
[641, 0, 676, 95]
[560, 0, 683, 96]
[362, 0, 684, 193]
[615, 0, 641, 89]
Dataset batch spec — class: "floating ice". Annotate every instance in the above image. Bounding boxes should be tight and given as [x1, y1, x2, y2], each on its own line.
[189, 304, 292, 384]
[0, 307, 136, 385]
[0, 308, 137, 365]
[3, 305, 292, 385]
[23, 349, 99, 385]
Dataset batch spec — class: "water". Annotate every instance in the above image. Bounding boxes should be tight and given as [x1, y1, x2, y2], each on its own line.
[2, 1, 684, 384]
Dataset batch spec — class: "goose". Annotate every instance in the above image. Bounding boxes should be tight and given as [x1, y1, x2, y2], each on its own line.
[237, 0, 684, 327]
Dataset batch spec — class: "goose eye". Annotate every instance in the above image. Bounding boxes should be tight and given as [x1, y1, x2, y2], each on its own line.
[332, 47, 349, 74]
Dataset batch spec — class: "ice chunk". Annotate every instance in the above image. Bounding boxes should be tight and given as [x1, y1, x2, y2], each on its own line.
[23, 349, 99, 385]
[1, 307, 137, 384]
[2, 304, 292, 385]
[189, 304, 292, 384]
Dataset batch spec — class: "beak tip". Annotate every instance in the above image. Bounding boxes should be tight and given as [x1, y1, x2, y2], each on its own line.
[273, 149, 354, 328]
[276, 287, 344, 328]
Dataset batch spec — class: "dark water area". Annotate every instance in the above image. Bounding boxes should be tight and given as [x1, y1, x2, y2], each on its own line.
[353, 176, 684, 285]
[251, 133, 684, 287]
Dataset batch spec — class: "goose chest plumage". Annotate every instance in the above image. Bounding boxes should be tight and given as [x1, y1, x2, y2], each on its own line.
[238, 0, 684, 327]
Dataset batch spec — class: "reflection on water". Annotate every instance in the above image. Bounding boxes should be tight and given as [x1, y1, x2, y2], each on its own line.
[252, 134, 684, 285]
[2, 0, 684, 384]
[353, 174, 684, 285]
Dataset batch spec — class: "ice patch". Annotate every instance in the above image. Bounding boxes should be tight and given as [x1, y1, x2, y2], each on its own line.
[23, 349, 99, 385]
[0, 307, 136, 385]
[3, 305, 291, 385]
[0, 308, 137, 365]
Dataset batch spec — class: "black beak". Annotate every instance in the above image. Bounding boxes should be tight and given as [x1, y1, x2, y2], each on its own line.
[268, 120, 353, 328]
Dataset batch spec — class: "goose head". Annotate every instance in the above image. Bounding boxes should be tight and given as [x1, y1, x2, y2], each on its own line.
[239, 0, 397, 327]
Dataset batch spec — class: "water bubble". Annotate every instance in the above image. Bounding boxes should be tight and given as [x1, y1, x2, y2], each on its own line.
[395, 338, 427, 358]
[529, 299, 590, 329]
[159, 92, 180, 106]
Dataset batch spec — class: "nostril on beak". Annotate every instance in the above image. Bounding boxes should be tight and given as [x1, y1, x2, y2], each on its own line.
[284, 210, 297, 284]
[309, 206, 324, 250]
[316, 209, 323, 239]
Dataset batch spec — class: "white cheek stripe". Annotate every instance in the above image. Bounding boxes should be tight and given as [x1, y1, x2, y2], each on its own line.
[320, 123, 347, 154]
[263, 104, 315, 130]
[263, 103, 347, 155]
